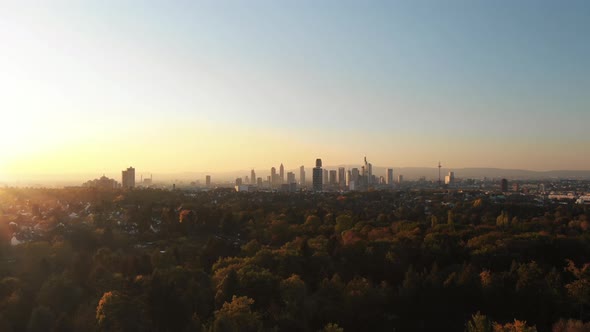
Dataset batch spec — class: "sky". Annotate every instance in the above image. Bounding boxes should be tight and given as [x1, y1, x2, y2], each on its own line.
[1, 0, 589, 182]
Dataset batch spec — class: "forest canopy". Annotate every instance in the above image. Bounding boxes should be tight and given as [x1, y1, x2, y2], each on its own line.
[0, 187, 589, 331]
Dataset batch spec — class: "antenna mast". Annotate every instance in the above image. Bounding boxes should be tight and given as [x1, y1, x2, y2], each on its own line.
[438, 161, 442, 187]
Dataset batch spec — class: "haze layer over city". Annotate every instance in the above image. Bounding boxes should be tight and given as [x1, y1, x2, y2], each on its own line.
[1, 1, 589, 186]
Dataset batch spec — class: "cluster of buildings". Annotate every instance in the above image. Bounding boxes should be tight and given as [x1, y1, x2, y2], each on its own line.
[235, 163, 299, 192]
[0, 194, 95, 246]
[82, 167, 153, 189]
[79, 164, 590, 203]
[82, 175, 119, 190]
[81, 160, 455, 193]
[311, 157, 398, 191]
[232, 157, 399, 192]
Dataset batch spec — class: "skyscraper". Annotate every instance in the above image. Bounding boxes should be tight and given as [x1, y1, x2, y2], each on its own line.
[329, 170, 337, 185]
[287, 172, 295, 184]
[445, 171, 455, 185]
[323, 169, 329, 187]
[206, 175, 211, 187]
[349, 168, 358, 190]
[312, 158, 323, 191]
[367, 163, 373, 185]
[351, 168, 360, 184]
[271, 167, 277, 187]
[398, 174, 403, 184]
[299, 166, 306, 186]
[386, 168, 394, 187]
[122, 167, 135, 189]
[279, 163, 285, 183]
[513, 183, 520, 192]
[251, 169, 256, 185]
[361, 165, 367, 188]
[338, 167, 346, 187]
[501, 178, 509, 192]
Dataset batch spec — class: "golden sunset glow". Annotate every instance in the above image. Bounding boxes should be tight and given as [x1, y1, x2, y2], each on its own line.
[1, 1, 589, 186]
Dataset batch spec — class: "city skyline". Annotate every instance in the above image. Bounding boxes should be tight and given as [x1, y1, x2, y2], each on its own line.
[5, 159, 590, 186]
[1, 1, 590, 181]
[44, 158, 590, 194]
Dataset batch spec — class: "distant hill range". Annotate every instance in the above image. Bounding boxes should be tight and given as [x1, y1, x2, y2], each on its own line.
[183, 167, 590, 182]
[345, 167, 590, 181]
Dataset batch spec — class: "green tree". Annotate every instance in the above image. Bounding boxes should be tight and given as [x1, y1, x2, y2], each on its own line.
[335, 215, 354, 234]
[212, 296, 261, 332]
[304, 215, 321, 234]
[552, 319, 590, 332]
[241, 240, 261, 257]
[320, 323, 344, 332]
[279, 274, 307, 329]
[96, 291, 147, 332]
[493, 320, 537, 332]
[27, 306, 55, 332]
[565, 260, 590, 319]
[496, 211, 510, 226]
[36, 275, 82, 315]
[431, 215, 439, 228]
[215, 269, 240, 308]
[465, 312, 492, 332]
[448, 210, 455, 229]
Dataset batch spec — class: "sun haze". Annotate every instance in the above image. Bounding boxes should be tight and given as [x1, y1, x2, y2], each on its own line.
[1, 1, 589, 183]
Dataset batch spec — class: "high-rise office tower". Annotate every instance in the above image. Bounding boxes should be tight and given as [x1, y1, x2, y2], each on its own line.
[351, 168, 360, 184]
[257, 177, 263, 187]
[386, 168, 394, 187]
[312, 158, 323, 191]
[338, 167, 345, 187]
[368, 163, 373, 185]
[513, 183, 520, 192]
[397, 174, 403, 184]
[279, 163, 285, 183]
[360, 166, 366, 188]
[445, 171, 455, 185]
[141, 174, 153, 186]
[323, 169, 329, 186]
[287, 172, 295, 184]
[438, 162, 442, 187]
[363, 156, 369, 184]
[329, 170, 337, 185]
[251, 170, 256, 184]
[122, 167, 135, 189]
[501, 178, 508, 192]
[299, 166, 306, 186]
[206, 175, 211, 187]
[271, 167, 277, 187]
[346, 170, 352, 186]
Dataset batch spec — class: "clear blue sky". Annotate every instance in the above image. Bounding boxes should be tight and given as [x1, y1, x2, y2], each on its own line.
[1, 0, 589, 178]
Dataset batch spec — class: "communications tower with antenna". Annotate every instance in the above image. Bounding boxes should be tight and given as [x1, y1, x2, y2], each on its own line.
[438, 161, 442, 187]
